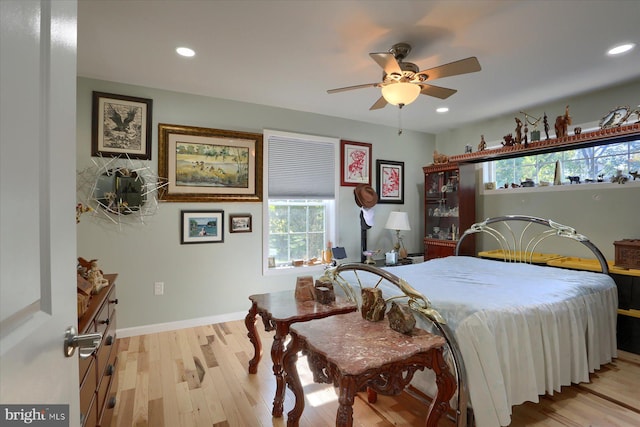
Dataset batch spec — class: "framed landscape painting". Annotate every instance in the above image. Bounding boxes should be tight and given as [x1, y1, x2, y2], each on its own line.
[158, 123, 263, 202]
[376, 159, 404, 204]
[92, 91, 153, 160]
[181, 210, 224, 244]
[340, 140, 372, 186]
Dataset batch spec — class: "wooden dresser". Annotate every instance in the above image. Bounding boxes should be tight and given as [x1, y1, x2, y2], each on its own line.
[78, 274, 119, 427]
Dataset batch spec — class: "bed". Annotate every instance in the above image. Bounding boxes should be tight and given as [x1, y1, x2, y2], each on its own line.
[324, 215, 618, 427]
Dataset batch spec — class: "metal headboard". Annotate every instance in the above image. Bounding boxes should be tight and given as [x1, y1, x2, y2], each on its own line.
[455, 215, 609, 274]
[321, 263, 470, 427]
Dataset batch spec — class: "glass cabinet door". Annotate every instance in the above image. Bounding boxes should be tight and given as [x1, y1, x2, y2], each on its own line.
[425, 169, 460, 241]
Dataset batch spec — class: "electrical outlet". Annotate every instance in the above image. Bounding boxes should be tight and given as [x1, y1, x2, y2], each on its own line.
[154, 282, 164, 295]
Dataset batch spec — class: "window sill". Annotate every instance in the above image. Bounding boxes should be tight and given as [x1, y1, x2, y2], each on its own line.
[263, 263, 330, 277]
[480, 180, 640, 196]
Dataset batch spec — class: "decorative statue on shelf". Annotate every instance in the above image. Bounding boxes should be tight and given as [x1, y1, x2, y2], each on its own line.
[478, 135, 486, 151]
[543, 113, 550, 140]
[554, 105, 572, 138]
[502, 133, 514, 146]
[87, 260, 109, 294]
[432, 150, 449, 164]
[514, 117, 523, 144]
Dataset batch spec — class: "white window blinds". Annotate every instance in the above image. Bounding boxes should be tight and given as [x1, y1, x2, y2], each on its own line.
[266, 131, 336, 199]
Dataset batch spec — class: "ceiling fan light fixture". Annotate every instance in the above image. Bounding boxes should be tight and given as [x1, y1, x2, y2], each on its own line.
[381, 82, 420, 106]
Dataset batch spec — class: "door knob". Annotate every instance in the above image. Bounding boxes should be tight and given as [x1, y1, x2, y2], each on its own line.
[64, 326, 102, 358]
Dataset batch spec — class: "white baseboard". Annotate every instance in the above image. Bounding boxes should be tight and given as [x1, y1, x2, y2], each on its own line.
[115, 311, 247, 338]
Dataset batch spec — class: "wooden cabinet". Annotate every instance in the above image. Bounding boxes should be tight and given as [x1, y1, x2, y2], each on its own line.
[78, 274, 119, 427]
[546, 258, 640, 354]
[423, 162, 475, 260]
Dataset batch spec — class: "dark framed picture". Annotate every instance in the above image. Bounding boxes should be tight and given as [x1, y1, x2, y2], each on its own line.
[92, 91, 153, 160]
[340, 140, 372, 186]
[376, 159, 404, 204]
[229, 214, 252, 233]
[158, 123, 263, 202]
[181, 210, 224, 244]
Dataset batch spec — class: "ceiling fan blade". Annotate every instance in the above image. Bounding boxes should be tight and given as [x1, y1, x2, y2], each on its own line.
[419, 84, 458, 99]
[417, 57, 481, 81]
[369, 96, 388, 110]
[327, 83, 380, 94]
[369, 52, 402, 75]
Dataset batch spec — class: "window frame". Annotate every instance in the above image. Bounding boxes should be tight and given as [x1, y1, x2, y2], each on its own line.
[480, 129, 640, 194]
[262, 130, 339, 276]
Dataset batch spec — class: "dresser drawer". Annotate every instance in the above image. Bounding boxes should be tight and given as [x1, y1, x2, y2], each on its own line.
[96, 313, 116, 382]
[79, 357, 96, 422]
[97, 341, 118, 415]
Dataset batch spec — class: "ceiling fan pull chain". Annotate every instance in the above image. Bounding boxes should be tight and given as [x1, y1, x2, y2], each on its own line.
[398, 105, 403, 135]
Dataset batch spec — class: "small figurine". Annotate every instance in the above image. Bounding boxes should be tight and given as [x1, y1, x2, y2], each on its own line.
[566, 176, 581, 184]
[611, 170, 629, 184]
[554, 105, 572, 138]
[464, 144, 473, 153]
[523, 123, 529, 148]
[433, 150, 449, 164]
[502, 134, 514, 146]
[478, 135, 486, 151]
[543, 112, 550, 140]
[574, 126, 582, 135]
[87, 260, 109, 294]
[514, 117, 523, 144]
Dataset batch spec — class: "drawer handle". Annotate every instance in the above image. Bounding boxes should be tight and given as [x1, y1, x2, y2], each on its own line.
[107, 396, 117, 409]
[106, 364, 115, 376]
[110, 298, 119, 304]
[105, 335, 114, 346]
[100, 318, 110, 326]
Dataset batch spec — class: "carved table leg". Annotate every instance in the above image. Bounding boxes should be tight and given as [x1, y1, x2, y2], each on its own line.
[285, 333, 304, 426]
[425, 347, 457, 427]
[336, 376, 357, 427]
[271, 321, 291, 417]
[244, 301, 261, 374]
[366, 387, 377, 403]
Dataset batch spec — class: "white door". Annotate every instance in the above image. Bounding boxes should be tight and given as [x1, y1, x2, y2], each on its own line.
[0, 0, 80, 425]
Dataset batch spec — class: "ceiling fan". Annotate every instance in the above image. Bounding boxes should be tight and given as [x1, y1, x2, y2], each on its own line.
[327, 42, 481, 110]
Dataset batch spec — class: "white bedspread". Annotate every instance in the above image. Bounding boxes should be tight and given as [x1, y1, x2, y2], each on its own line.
[337, 256, 618, 427]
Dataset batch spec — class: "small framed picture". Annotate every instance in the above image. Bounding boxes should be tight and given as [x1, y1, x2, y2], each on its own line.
[376, 159, 404, 204]
[340, 140, 372, 186]
[229, 214, 252, 233]
[181, 210, 224, 244]
[92, 91, 153, 160]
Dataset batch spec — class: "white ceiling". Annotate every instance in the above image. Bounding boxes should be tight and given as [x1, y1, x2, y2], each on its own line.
[77, 0, 640, 135]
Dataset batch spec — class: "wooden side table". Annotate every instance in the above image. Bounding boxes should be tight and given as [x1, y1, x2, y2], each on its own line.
[283, 311, 456, 427]
[245, 291, 357, 416]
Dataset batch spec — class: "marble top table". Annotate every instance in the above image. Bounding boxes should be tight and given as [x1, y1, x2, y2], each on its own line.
[283, 311, 456, 427]
[245, 290, 357, 416]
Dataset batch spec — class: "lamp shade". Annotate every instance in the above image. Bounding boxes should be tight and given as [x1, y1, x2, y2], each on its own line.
[385, 211, 411, 231]
[381, 82, 421, 106]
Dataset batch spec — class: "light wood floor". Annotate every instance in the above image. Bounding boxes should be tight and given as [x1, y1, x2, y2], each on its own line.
[111, 319, 640, 426]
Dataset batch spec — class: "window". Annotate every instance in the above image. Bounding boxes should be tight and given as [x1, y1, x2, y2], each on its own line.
[263, 130, 338, 273]
[488, 139, 640, 187]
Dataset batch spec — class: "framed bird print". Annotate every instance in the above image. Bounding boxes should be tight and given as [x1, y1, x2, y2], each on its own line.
[92, 91, 153, 160]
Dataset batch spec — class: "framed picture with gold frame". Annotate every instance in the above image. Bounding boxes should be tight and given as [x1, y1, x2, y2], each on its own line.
[158, 123, 263, 202]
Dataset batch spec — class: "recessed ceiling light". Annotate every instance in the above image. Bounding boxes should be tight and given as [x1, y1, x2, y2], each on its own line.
[176, 47, 195, 57]
[607, 43, 635, 56]
[436, 107, 449, 113]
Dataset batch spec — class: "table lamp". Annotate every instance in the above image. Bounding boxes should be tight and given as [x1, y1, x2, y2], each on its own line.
[385, 211, 411, 258]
